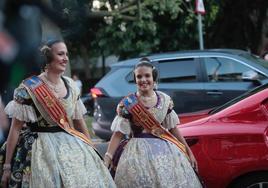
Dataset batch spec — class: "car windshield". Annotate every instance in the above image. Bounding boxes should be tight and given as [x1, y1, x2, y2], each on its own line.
[209, 84, 268, 114]
[240, 53, 268, 68]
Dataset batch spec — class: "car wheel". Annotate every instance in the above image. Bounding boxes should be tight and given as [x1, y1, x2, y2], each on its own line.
[230, 172, 268, 188]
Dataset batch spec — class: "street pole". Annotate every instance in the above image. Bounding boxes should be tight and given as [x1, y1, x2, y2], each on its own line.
[195, 0, 205, 50]
[197, 14, 204, 50]
[198, 14, 204, 50]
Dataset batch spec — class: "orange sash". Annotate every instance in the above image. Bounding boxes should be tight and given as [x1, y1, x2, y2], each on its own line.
[122, 93, 188, 157]
[23, 76, 95, 147]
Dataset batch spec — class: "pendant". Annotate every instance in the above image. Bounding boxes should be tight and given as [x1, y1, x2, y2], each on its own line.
[54, 86, 60, 93]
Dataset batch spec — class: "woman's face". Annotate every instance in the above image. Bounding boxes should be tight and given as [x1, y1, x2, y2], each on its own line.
[48, 42, 69, 73]
[134, 66, 154, 93]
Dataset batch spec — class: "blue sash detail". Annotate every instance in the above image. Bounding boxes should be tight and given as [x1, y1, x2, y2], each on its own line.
[23, 76, 42, 90]
[122, 93, 138, 110]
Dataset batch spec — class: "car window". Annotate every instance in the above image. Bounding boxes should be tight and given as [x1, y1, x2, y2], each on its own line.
[126, 71, 135, 83]
[204, 57, 266, 82]
[158, 58, 197, 83]
[240, 53, 268, 69]
[210, 84, 268, 114]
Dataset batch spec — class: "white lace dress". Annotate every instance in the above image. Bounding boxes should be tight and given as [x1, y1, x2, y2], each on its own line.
[111, 91, 202, 188]
[4, 75, 116, 188]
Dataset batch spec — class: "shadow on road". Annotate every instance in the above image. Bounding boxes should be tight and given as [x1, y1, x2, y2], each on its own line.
[94, 140, 109, 157]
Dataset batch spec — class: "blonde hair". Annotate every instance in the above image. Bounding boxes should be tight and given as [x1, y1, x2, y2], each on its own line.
[40, 39, 64, 71]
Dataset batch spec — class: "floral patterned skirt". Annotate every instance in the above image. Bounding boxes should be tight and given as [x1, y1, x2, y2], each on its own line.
[114, 137, 202, 188]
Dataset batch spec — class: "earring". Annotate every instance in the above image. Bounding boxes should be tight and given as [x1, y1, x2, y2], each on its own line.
[154, 82, 158, 90]
[44, 64, 49, 70]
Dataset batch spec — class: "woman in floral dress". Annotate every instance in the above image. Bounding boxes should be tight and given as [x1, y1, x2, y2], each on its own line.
[0, 40, 116, 188]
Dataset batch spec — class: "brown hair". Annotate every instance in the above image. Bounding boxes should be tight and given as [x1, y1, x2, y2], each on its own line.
[133, 57, 158, 82]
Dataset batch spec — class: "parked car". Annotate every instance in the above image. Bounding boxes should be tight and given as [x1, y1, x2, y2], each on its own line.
[179, 83, 268, 188]
[179, 108, 213, 124]
[91, 49, 268, 140]
[81, 92, 94, 116]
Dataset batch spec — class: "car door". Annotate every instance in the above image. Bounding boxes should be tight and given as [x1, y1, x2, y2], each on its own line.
[155, 57, 206, 113]
[202, 56, 267, 108]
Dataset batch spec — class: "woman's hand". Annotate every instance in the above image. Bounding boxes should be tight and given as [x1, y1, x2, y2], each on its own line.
[104, 132, 124, 168]
[104, 152, 112, 168]
[169, 127, 199, 171]
[188, 150, 198, 172]
[1, 170, 11, 188]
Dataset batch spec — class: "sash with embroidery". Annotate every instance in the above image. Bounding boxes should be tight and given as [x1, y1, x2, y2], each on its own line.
[22, 75, 95, 148]
[122, 93, 188, 158]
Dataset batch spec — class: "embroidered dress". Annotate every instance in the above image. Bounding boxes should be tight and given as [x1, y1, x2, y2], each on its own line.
[2, 76, 116, 188]
[111, 91, 202, 188]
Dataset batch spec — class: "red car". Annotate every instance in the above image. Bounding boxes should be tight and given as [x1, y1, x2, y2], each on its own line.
[179, 84, 268, 188]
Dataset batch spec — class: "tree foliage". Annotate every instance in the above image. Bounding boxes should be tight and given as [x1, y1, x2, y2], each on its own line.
[92, 0, 200, 59]
[54, 0, 218, 59]
[206, 0, 268, 54]
[53, 0, 268, 60]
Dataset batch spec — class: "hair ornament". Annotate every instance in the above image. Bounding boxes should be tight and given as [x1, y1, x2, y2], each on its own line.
[40, 45, 51, 54]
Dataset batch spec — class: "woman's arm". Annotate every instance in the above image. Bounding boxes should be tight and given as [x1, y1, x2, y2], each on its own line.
[73, 119, 90, 139]
[5, 118, 24, 165]
[1, 118, 24, 188]
[0, 100, 8, 130]
[104, 131, 124, 167]
[170, 127, 189, 150]
[170, 126, 198, 171]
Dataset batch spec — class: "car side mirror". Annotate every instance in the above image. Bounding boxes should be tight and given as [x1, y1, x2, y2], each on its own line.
[242, 70, 261, 85]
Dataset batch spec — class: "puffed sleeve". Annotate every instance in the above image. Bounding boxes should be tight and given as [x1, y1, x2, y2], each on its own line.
[72, 98, 87, 119]
[111, 115, 131, 134]
[110, 101, 131, 134]
[162, 98, 180, 130]
[4, 87, 38, 122]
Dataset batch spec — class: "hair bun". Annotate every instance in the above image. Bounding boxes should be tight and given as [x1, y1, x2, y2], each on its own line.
[139, 57, 151, 64]
[40, 45, 51, 55]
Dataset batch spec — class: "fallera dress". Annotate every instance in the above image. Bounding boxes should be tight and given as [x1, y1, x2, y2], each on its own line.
[1, 75, 116, 188]
[111, 91, 202, 188]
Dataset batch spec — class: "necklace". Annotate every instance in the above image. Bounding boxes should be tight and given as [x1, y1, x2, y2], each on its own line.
[42, 73, 65, 93]
[138, 92, 158, 108]
[139, 95, 155, 102]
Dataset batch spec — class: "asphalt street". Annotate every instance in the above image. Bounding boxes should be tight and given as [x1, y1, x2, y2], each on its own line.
[94, 140, 109, 157]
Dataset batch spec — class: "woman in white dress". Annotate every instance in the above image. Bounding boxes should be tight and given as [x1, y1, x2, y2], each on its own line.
[104, 57, 202, 188]
[0, 40, 116, 188]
